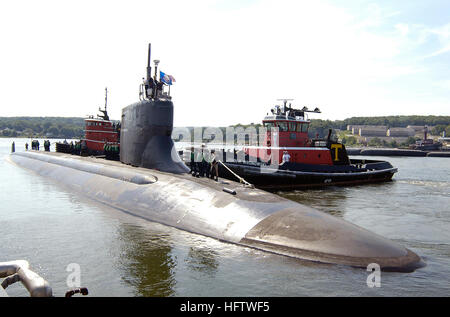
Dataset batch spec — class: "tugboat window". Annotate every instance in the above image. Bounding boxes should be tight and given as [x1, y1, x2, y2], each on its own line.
[289, 122, 296, 131]
[264, 122, 275, 130]
[278, 122, 288, 132]
[301, 124, 308, 133]
[297, 123, 303, 132]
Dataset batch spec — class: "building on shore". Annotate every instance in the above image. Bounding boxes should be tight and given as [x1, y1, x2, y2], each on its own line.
[407, 125, 427, 133]
[347, 125, 360, 132]
[387, 127, 415, 137]
[361, 136, 408, 144]
[347, 125, 388, 136]
[357, 126, 388, 137]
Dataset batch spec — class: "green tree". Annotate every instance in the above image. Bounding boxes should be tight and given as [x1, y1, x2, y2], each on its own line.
[431, 125, 446, 135]
[341, 135, 357, 146]
[368, 137, 382, 147]
[2, 129, 11, 137]
[48, 126, 60, 137]
[390, 140, 398, 148]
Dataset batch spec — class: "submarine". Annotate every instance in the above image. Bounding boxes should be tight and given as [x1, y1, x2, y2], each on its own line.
[9, 43, 423, 272]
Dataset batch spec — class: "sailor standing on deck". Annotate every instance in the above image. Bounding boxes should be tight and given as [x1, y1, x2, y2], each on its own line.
[194, 146, 204, 177]
[190, 147, 196, 176]
[200, 144, 209, 178]
[210, 150, 219, 182]
[191, 147, 200, 177]
[203, 148, 211, 179]
[282, 151, 290, 164]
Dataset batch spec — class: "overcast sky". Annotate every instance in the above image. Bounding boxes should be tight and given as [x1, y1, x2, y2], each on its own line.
[1, 0, 449, 126]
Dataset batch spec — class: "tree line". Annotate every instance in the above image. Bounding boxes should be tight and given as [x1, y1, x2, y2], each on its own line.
[0, 117, 84, 138]
[231, 116, 449, 139]
[308, 115, 450, 138]
[1, 115, 449, 140]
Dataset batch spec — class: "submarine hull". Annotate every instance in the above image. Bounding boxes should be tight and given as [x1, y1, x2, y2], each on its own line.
[9, 151, 423, 272]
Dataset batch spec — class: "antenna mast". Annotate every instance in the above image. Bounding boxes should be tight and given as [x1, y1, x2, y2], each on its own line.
[105, 87, 108, 113]
[140, 43, 157, 101]
[139, 43, 168, 101]
[98, 87, 110, 120]
[147, 43, 152, 83]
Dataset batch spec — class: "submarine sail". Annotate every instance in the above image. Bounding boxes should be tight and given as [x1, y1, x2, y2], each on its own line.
[120, 43, 189, 174]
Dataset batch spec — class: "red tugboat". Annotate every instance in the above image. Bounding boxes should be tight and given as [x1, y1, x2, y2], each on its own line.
[244, 99, 348, 165]
[216, 100, 398, 190]
[56, 88, 120, 158]
[83, 88, 120, 157]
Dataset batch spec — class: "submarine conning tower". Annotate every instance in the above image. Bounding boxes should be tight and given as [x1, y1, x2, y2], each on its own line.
[120, 43, 189, 174]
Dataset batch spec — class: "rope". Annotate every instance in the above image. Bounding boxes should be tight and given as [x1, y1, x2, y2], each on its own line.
[218, 160, 254, 188]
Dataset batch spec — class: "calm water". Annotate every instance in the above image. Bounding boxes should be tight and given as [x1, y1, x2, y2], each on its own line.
[1, 138, 449, 297]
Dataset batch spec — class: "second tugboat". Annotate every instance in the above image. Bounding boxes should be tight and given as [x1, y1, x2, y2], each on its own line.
[215, 100, 398, 190]
[56, 88, 121, 159]
[83, 87, 120, 158]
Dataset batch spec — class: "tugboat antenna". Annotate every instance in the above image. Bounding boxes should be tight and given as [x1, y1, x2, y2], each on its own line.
[272, 99, 321, 118]
[276, 99, 294, 106]
[98, 87, 109, 120]
[105, 87, 108, 113]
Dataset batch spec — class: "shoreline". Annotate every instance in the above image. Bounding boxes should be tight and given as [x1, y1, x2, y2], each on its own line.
[347, 147, 450, 157]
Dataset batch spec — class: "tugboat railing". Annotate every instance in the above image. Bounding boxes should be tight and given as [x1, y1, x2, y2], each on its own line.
[0, 260, 52, 297]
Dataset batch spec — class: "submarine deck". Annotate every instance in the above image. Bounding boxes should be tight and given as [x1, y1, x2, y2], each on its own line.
[28, 151, 284, 204]
[10, 150, 423, 271]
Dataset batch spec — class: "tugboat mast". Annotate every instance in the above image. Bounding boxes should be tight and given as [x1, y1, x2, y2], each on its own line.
[271, 99, 321, 119]
[98, 87, 109, 120]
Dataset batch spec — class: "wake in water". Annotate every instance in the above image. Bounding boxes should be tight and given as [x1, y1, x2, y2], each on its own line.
[397, 179, 450, 188]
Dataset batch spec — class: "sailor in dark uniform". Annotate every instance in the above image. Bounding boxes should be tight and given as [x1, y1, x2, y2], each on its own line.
[210, 150, 219, 181]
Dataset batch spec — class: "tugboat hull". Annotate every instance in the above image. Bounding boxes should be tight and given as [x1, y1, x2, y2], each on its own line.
[205, 159, 397, 191]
